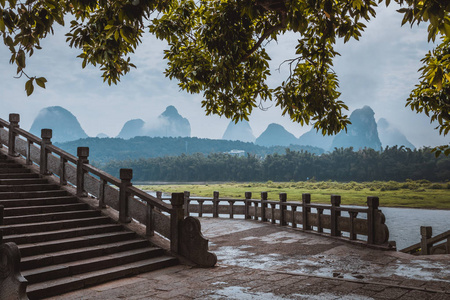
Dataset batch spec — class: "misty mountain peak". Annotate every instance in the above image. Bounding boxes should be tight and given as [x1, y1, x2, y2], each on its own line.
[256, 123, 299, 147]
[377, 118, 415, 149]
[222, 120, 256, 143]
[331, 106, 381, 150]
[29, 106, 88, 143]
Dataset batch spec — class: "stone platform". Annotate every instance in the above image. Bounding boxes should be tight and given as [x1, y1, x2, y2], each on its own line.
[47, 218, 450, 299]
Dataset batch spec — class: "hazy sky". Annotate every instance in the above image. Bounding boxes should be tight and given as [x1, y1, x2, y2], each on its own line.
[0, 4, 448, 148]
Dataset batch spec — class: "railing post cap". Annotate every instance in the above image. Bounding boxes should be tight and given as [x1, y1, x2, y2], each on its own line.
[9, 113, 20, 123]
[213, 191, 219, 198]
[77, 146, 89, 158]
[420, 226, 432, 237]
[245, 191, 252, 199]
[171, 192, 184, 206]
[120, 168, 133, 181]
[41, 128, 53, 139]
[367, 196, 379, 208]
[331, 195, 341, 206]
[279, 193, 287, 201]
[261, 191, 268, 199]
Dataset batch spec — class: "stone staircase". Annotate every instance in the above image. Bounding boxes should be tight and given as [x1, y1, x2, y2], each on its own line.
[0, 153, 178, 299]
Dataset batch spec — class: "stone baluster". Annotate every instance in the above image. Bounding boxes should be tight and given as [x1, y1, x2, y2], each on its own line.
[76, 147, 89, 197]
[349, 211, 358, 240]
[244, 192, 252, 219]
[40, 129, 52, 176]
[367, 196, 379, 244]
[420, 226, 432, 255]
[59, 157, 67, 185]
[261, 192, 268, 222]
[170, 193, 184, 254]
[330, 195, 341, 237]
[98, 179, 107, 209]
[317, 208, 324, 233]
[302, 193, 311, 230]
[291, 205, 297, 228]
[228, 200, 235, 219]
[213, 191, 219, 218]
[146, 202, 155, 237]
[279, 193, 287, 226]
[119, 168, 132, 223]
[184, 191, 190, 216]
[8, 113, 19, 157]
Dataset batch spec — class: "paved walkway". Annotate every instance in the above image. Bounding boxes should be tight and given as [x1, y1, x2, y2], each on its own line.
[48, 218, 450, 299]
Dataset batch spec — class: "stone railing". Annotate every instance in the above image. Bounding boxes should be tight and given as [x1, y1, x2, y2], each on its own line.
[0, 114, 217, 267]
[0, 230, 29, 299]
[401, 226, 450, 255]
[156, 190, 391, 248]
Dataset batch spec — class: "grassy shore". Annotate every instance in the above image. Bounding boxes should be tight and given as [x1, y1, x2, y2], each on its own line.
[137, 180, 450, 210]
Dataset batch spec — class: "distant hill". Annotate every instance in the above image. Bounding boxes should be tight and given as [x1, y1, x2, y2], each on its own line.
[117, 119, 145, 139]
[222, 120, 256, 143]
[256, 123, 299, 147]
[116, 106, 190, 139]
[55, 136, 324, 164]
[377, 118, 415, 150]
[298, 128, 335, 150]
[96, 133, 109, 138]
[331, 106, 382, 150]
[29, 106, 88, 143]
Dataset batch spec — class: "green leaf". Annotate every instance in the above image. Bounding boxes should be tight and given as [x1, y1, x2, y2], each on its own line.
[25, 78, 34, 96]
[35, 77, 47, 89]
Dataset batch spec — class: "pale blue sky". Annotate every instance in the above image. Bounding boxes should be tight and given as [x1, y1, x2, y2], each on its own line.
[0, 4, 447, 148]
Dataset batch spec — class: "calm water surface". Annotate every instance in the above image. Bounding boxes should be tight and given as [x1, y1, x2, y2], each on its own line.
[382, 207, 450, 250]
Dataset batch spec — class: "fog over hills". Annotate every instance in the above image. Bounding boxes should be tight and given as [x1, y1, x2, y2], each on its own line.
[377, 118, 415, 150]
[29, 106, 88, 143]
[30, 105, 416, 152]
[117, 106, 191, 139]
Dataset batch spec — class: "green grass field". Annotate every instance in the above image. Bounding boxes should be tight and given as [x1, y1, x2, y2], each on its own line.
[137, 180, 450, 209]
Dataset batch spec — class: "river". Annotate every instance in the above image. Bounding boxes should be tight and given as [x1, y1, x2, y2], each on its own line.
[382, 207, 450, 250]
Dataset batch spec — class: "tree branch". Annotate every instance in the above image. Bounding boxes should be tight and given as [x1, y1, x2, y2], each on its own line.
[240, 13, 286, 63]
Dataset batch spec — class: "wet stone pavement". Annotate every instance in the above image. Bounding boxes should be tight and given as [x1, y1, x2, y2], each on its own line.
[49, 218, 450, 299]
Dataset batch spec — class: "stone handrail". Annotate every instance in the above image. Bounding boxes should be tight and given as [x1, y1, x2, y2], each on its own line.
[157, 190, 391, 248]
[0, 231, 29, 300]
[0, 113, 217, 267]
[401, 226, 450, 255]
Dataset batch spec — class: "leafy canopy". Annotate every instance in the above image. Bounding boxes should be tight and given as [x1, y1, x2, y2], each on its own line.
[1, 0, 449, 147]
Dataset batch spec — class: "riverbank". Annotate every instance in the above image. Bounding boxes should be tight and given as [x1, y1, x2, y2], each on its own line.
[137, 180, 450, 210]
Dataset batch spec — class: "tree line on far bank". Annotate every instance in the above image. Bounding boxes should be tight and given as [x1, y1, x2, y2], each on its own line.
[100, 146, 450, 182]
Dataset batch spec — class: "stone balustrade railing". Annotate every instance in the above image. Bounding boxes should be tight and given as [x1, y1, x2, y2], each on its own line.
[156, 190, 391, 248]
[0, 113, 217, 267]
[401, 226, 450, 255]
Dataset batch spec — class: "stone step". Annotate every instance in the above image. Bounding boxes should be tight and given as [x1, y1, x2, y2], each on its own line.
[4, 203, 89, 217]
[23, 247, 164, 283]
[0, 173, 40, 179]
[0, 195, 78, 208]
[0, 162, 24, 168]
[18, 231, 138, 257]
[0, 216, 112, 235]
[26, 256, 178, 299]
[21, 239, 156, 271]
[0, 183, 60, 192]
[3, 209, 101, 225]
[0, 167, 31, 173]
[3, 223, 123, 245]
[0, 190, 68, 200]
[0, 178, 49, 185]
